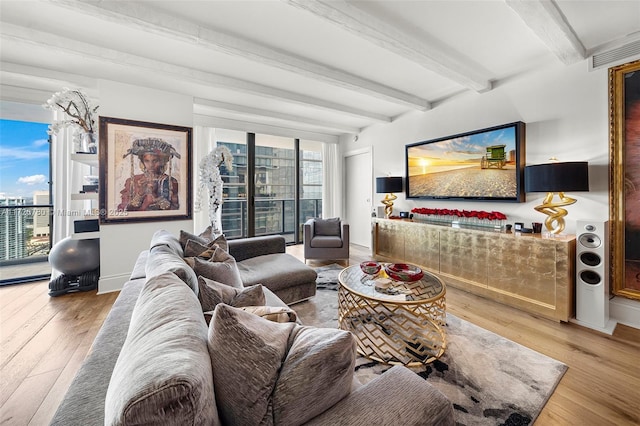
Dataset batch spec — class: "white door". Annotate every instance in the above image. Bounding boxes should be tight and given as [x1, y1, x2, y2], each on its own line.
[344, 149, 372, 248]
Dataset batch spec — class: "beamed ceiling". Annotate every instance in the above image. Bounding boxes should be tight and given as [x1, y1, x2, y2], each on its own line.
[1, 0, 639, 139]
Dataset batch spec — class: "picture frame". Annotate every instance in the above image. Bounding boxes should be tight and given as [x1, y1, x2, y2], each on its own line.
[98, 116, 192, 224]
[405, 121, 526, 202]
[610, 60, 640, 300]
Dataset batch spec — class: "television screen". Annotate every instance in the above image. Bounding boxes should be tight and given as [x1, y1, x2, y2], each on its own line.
[406, 121, 526, 202]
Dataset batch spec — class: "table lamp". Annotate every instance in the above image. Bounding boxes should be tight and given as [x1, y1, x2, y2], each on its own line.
[524, 161, 589, 234]
[376, 176, 403, 218]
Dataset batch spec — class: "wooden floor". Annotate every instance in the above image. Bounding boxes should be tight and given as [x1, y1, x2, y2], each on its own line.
[1, 243, 639, 425]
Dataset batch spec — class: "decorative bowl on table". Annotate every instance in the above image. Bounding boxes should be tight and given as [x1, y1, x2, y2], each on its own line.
[384, 263, 424, 282]
[360, 261, 381, 275]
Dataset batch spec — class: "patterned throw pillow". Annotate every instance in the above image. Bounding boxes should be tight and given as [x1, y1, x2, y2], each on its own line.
[207, 304, 355, 426]
[184, 247, 243, 289]
[183, 234, 228, 258]
[179, 225, 219, 250]
[273, 326, 356, 425]
[208, 304, 296, 425]
[198, 276, 265, 311]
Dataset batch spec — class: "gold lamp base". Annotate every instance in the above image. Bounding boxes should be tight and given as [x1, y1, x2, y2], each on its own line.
[381, 193, 397, 218]
[534, 192, 576, 234]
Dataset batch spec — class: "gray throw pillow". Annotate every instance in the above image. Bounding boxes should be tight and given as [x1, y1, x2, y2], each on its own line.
[104, 272, 218, 426]
[208, 304, 296, 425]
[197, 276, 265, 311]
[184, 234, 228, 257]
[314, 218, 341, 236]
[273, 326, 356, 425]
[146, 245, 199, 295]
[184, 248, 243, 289]
[179, 225, 217, 250]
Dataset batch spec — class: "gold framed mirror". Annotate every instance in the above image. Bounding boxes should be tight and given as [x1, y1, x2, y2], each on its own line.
[610, 60, 640, 300]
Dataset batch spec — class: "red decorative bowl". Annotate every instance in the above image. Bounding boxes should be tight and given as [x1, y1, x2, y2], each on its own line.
[360, 261, 381, 275]
[384, 263, 424, 282]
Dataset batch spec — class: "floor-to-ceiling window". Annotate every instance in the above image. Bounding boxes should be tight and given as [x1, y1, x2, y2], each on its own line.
[214, 129, 323, 244]
[254, 134, 296, 242]
[215, 129, 248, 239]
[0, 117, 52, 285]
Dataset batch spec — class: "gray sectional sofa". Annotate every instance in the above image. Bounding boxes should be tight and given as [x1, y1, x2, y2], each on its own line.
[50, 229, 454, 425]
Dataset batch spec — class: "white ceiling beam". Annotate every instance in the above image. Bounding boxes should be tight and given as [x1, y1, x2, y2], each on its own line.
[0, 24, 390, 125]
[505, 0, 586, 65]
[284, 0, 493, 93]
[49, 0, 430, 111]
[193, 114, 341, 144]
[194, 98, 361, 134]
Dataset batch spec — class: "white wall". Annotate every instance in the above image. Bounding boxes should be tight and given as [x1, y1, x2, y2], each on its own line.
[97, 81, 193, 293]
[343, 60, 609, 235]
[341, 59, 640, 330]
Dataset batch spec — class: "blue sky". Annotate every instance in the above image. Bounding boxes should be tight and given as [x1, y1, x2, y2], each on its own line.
[0, 119, 50, 199]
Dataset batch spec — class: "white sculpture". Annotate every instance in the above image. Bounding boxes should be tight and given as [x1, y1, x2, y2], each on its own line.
[196, 146, 233, 233]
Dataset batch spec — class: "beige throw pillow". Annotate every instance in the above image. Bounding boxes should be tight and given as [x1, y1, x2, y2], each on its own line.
[104, 272, 218, 426]
[208, 304, 296, 425]
[240, 305, 298, 323]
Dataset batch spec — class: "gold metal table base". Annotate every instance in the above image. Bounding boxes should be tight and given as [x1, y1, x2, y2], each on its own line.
[338, 280, 447, 366]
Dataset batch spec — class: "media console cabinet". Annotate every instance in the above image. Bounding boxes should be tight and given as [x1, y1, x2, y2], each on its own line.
[372, 218, 576, 322]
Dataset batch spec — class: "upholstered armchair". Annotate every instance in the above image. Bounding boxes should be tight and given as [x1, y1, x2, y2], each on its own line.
[303, 218, 349, 265]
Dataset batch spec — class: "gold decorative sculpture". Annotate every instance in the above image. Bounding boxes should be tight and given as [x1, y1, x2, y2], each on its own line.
[533, 191, 576, 234]
[525, 161, 589, 234]
[376, 176, 403, 218]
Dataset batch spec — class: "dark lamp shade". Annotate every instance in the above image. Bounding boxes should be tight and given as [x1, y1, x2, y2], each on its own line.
[376, 176, 403, 193]
[524, 162, 589, 193]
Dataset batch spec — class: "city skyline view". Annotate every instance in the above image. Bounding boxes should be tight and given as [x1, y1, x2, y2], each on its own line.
[0, 119, 50, 200]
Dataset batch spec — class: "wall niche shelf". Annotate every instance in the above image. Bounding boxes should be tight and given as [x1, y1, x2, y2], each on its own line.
[372, 218, 576, 322]
[70, 153, 99, 168]
[71, 231, 100, 240]
[70, 154, 100, 240]
[71, 193, 98, 201]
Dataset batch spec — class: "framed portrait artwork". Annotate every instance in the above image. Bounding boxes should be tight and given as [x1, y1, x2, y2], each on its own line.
[98, 116, 192, 224]
[610, 60, 640, 301]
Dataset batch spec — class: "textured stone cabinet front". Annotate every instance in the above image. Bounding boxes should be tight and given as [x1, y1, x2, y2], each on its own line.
[372, 218, 576, 321]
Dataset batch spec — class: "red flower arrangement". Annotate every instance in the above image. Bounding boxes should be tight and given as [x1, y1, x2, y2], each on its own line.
[411, 207, 507, 221]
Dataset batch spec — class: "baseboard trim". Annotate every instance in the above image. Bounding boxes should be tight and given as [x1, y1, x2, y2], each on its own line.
[610, 297, 640, 330]
[98, 273, 130, 294]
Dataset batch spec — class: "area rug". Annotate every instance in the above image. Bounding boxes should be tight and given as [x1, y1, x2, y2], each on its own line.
[313, 263, 344, 290]
[294, 289, 567, 426]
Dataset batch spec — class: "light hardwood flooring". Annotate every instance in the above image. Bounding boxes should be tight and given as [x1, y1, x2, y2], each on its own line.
[1, 243, 639, 425]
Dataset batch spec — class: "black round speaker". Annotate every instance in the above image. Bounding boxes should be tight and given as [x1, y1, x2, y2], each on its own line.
[580, 270, 602, 285]
[580, 251, 601, 267]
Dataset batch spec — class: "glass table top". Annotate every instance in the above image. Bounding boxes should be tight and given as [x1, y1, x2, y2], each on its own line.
[338, 264, 445, 303]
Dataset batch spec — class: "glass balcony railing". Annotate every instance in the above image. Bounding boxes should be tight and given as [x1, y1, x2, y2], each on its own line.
[221, 198, 322, 243]
[0, 205, 52, 284]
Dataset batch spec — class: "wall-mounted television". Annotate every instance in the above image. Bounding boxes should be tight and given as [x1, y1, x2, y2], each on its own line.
[406, 121, 526, 202]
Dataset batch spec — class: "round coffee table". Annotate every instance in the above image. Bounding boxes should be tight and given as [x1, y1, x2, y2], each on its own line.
[337, 264, 446, 366]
